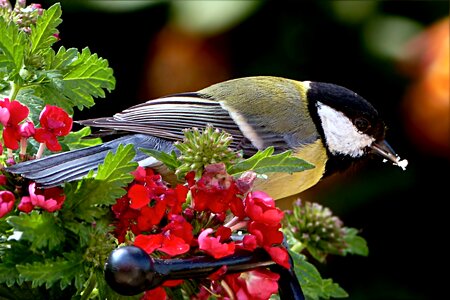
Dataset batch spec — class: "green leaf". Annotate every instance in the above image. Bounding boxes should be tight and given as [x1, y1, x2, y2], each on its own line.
[60, 127, 102, 150]
[0, 16, 26, 75]
[227, 146, 315, 177]
[0, 239, 40, 287]
[140, 148, 181, 171]
[343, 227, 369, 256]
[29, 3, 62, 55]
[290, 251, 348, 300]
[33, 46, 115, 113]
[95, 144, 137, 186]
[61, 47, 115, 110]
[6, 211, 66, 251]
[322, 279, 349, 299]
[62, 144, 137, 222]
[16, 251, 85, 289]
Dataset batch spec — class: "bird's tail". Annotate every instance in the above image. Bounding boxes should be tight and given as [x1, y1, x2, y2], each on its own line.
[6, 134, 177, 187]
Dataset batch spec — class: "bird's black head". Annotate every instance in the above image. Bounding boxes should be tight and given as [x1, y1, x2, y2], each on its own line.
[306, 82, 391, 173]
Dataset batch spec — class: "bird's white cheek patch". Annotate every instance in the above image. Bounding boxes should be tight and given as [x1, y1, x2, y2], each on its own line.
[316, 102, 375, 157]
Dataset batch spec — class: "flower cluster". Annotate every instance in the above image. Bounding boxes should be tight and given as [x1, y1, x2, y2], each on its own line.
[283, 199, 347, 262]
[0, 98, 72, 218]
[111, 163, 289, 299]
[175, 125, 239, 179]
[0, 98, 72, 158]
[0, 0, 43, 33]
[0, 181, 65, 218]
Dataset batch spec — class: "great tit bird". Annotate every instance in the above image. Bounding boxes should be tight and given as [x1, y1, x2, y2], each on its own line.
[7, 76, 407, 200]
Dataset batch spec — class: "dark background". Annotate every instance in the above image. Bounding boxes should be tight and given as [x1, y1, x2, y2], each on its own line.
[42, 1, 449, 299]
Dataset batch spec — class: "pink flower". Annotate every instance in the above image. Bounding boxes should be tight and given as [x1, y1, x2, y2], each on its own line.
[198, 228, 235, 259]
[245, 191, 284, 226]
[34, 105, 72, 151]
[22, 182, 65, 212]
[225, 268, 280, 300]
[19, 121, 35, 138]
[0, 190, 15, 218]
[0, 98, 30, 150]
[0, 106, 10, 125]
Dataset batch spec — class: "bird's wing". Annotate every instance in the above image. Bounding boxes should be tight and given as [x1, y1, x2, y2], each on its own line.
[79, 92, 293, 156]
[79, 93, 241, 146]
[6, 134, 175, 187]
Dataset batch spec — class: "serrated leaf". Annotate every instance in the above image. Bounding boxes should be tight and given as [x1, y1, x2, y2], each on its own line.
[227, 146, 314, 177]
[322, 279, 349, 298]
[6, 211, 65, 251]
[29, 3, 62, 55]
[0, 16, 26, 74]
[0, 239, 41, 287]
[95, 144, 137, 184]
[343, 227, 369, 256]
[0, 264, 20, 287]
[16, 252, 84, 289]
[32, 46, 115, 113]
[140, 148, 181, 171]
[62, 144, 137, 222]
[62, 47, 115, 110]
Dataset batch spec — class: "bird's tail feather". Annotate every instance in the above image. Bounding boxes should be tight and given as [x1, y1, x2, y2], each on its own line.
[6, 134, 177, 187]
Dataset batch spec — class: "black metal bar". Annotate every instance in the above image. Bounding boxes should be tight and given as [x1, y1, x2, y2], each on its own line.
[104, 245, 304, 298]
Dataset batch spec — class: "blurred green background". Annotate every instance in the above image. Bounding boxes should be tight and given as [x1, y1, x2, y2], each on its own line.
[41, 1, 449, 299]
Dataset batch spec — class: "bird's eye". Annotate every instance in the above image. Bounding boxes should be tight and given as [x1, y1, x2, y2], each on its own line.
[355, 117, 370, 132]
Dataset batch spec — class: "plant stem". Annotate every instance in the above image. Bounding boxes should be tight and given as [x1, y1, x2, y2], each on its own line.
[290, 242, 306, 253]
[80, 272, 97, 300]
[8, 82, 21, 100]
[36, 143, 46, 158]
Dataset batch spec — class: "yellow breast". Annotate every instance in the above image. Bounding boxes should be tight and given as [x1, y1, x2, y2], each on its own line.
[253, 139, 328, 200]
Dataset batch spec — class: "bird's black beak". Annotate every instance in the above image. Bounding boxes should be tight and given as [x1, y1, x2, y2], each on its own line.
[370, 140, 408, 170]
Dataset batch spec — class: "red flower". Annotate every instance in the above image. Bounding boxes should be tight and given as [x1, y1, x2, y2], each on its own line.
[248, 221, 284, 246]
[141, 287, 166, 300]
[128, 184, 151, 209]
[245, 191, 284, 226]
[0, 190, 15, 218]
[198, 228, 235, 259]
[0, 98, 30, 150]
[18, 195, 34, 213]
[225, 268, 280, 300]
[162, 214, 194, 245]
[111, 195, 140, 243]
[22, 182, 65, 212]
[190, 163, 240, 214]
[164, 184, 188, 215]
[0, 175, 7, 186]
[34, 105, 72, 151]
[137, 201, 167, 231]
[264, 246, 290, 269]
[134, 232, 190, 257]
[242, 234, 258, 251]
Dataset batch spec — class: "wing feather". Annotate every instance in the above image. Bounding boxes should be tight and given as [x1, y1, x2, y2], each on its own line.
[78, 92, 293, 156]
